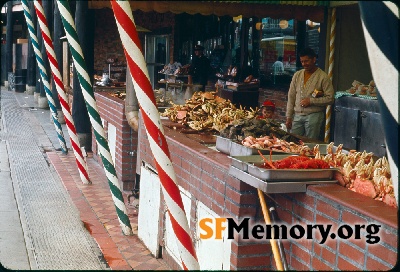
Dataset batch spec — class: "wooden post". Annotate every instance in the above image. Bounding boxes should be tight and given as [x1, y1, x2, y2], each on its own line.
[257, 189, 284, 271]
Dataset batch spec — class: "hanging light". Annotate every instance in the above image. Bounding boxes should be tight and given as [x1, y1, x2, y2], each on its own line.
[255, 22, 263, 30]
[279, 20, 288, 29]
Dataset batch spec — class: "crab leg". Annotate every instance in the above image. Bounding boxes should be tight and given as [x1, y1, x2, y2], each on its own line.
[258, 150, 276, 169]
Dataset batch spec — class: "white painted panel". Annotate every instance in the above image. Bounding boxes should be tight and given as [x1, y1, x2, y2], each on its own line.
[196, 202, 232, 270]
[164, 187, 191, 269]
[107, 123, 116, 165]
[137, 163, 161, 256]
[98, 118, 106, 156]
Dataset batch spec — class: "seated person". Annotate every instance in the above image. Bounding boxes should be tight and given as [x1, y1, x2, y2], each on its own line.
[257, 100, 276, 120]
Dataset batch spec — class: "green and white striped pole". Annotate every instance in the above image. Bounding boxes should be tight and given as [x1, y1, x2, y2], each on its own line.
[21, 0, 68, 154]
[56, 0, 132, 235]
[32, 0, 90, 184]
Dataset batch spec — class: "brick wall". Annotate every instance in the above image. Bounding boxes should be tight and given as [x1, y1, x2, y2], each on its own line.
[138, 119, 274, 270]
[93, 9, 176, 74]
[271, 187, 397, 270]
[137, 118, 398, 270]
[93, 9, 125, 74]
[92, 92, 138, 191]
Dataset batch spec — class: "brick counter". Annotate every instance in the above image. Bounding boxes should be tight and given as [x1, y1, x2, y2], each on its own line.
[92, 92, 138, 191]
[136, 117, 397, 270]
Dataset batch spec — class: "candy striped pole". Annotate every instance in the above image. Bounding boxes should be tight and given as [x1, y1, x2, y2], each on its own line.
[55, 0, 133, 236]
[110, 1, 199, 269]
[32, 0, 90, 184]
[325, 8, 336, 143]
[21, 0, 68, 154]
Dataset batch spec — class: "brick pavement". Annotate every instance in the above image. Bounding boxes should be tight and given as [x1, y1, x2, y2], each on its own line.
[46, 151, 170, 271]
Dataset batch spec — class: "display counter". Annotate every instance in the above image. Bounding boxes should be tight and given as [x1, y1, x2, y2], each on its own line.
[333, 95, 385, 157]
[94, 85, 126, 92]
[157, 81, 203, 91]
[91, 91, 138, 191]
[136, 118, 397, 271]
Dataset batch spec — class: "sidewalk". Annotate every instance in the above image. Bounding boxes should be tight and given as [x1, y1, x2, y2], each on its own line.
[0, 88, 170, 270]
[47, 151, 169, 270]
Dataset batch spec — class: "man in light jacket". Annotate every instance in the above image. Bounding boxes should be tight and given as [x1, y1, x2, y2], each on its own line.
[285, 48, 334, 141]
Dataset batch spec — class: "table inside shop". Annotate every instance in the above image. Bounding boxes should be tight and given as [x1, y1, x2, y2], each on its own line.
[157, 81, 203, 99]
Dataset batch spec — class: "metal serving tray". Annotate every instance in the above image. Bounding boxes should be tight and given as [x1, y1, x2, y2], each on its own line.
[230, 155, 289, 172]
[216, 136, 292, 156]
[248, 162, 338, 181]
[230, 140, 273, 156]
[215, 136, 232, 154]
[228, 166, 337, 193]
[217, 136, 348, 157]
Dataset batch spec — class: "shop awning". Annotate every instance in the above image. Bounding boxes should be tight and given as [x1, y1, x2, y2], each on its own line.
[88, 1, 330, 22]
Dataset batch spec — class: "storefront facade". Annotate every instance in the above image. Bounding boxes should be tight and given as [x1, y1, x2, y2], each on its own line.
[2, 1, 397, 270]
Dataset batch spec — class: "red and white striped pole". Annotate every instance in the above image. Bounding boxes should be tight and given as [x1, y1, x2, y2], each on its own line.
[33, 0, 90, 184]
[110, 1, 199, 269]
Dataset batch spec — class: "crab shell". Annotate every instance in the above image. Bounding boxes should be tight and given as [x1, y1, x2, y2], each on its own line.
[176, 111, 187, 120]
[214, 96, 226, 104]
[201, 92, 215, 100]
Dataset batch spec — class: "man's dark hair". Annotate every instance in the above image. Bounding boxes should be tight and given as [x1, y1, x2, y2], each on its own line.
[299, 47, 317, 58]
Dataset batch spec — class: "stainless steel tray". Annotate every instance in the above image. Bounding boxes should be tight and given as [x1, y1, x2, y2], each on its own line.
[217, 136, 292, 156]
[215, 136, 232, 154]
[218, 136, 347, 157]
[229, 166, 337, 193]
[230, 140, 273, 156]
[230, 155, 290, 172]
[248, 162, 338, 181]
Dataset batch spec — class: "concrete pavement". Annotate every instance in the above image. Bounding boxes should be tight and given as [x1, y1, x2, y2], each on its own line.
[0, 87, 170, 270]
[0, 139, 30, 270]
[0, 87, 108, 270]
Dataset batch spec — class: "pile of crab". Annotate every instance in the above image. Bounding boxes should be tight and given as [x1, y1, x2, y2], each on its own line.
[258, 142, 396, 208]
[161, 91, 258, 131]
[321, 146, 396, 208]
[242, 135, 314, 156]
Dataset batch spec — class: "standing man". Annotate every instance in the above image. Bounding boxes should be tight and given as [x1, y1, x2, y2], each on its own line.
[272, 56, 284, 75]
[188, 44, 211, 91]
[285, 48, 334, 141]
